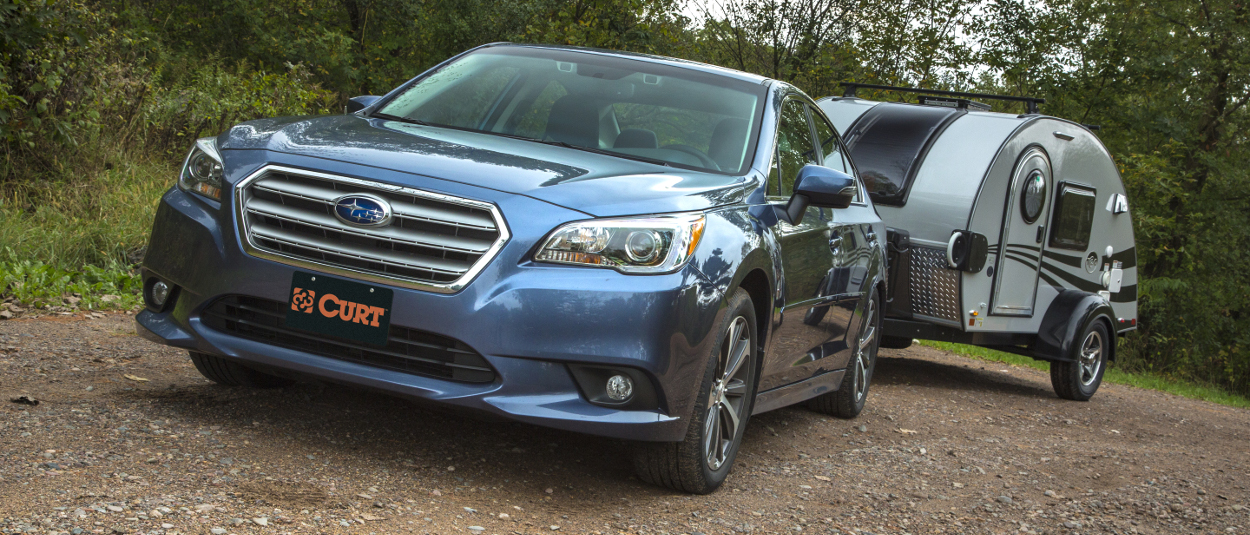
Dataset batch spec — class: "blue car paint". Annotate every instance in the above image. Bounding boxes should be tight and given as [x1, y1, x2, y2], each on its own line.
[220, 114, 748, 218]
[137, 45, 888, 443]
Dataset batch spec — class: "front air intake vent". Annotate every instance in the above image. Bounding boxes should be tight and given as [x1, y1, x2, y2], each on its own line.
[201, 295, 496, 383]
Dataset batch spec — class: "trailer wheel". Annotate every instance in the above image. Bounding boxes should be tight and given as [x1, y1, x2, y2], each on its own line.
[1049, 320, 1109, 401]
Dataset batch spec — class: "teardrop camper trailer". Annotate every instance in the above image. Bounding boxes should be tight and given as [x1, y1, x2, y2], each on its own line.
[818, 84, 1137, 401]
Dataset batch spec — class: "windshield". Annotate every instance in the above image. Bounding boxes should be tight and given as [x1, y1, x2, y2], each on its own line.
[376, 47, 766, 175]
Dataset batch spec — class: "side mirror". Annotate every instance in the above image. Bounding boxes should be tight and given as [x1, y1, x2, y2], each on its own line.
[346, 95, 382, 114]
[780, 165, 858, 225]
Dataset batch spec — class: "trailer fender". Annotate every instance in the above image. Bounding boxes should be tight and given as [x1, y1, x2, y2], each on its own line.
[1034, 290, 1115, 363]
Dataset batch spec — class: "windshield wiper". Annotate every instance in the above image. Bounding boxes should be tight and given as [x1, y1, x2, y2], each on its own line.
[370, 112, 433, 127]
[536, 140, 673, 168]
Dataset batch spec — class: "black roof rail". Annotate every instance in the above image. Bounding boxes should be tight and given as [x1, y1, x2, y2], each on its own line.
[840, 83, 1046, 115]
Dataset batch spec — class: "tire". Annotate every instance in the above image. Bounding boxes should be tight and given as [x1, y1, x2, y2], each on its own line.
[189, 351, 294, 388]
[809, 289, 880, 419]
[633, 288, 758, 494]
[1050, 320, 1110, 401]
[879, 335, 913, 349]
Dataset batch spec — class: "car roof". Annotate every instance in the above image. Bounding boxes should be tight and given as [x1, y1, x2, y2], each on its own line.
[480, 42, 773, 86]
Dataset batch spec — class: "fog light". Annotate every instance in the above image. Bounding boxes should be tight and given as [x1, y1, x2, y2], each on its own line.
[150, 281, 170, 307]
[605, 374, 634, 401]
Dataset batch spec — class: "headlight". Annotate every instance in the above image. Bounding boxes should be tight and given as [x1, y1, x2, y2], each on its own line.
[179, 137, 224, 201]
[535, 213, 706, 274]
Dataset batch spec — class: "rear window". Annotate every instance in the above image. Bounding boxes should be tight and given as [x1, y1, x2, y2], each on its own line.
[1049, 184, 1097, 250]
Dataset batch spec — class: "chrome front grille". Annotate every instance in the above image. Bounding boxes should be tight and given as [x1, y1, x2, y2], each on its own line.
[236, 166, 508, 292]
[909, 245, 960, 323]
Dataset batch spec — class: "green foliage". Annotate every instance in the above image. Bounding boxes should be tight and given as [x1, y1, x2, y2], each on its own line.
[0, 156, 174, 267]
[0, 255, 143, 310]
[140, 61, 337, 149]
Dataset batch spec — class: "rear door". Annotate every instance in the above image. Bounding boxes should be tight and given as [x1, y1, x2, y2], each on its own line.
[991, 147, 1051, 316]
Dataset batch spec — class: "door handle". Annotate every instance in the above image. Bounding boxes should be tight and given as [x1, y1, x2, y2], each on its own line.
[830, 226, 850, 261]
[829, 234, 845, 257]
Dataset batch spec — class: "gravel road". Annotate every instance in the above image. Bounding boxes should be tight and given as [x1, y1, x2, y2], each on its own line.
[2, 312, 1248, 535]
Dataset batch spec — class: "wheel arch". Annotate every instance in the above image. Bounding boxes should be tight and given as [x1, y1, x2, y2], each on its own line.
[1034, 290, 1116, 362]
[736, 268, 772, 361]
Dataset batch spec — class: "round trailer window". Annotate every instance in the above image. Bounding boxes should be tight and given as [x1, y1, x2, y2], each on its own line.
[1021, 170, 1047, 223]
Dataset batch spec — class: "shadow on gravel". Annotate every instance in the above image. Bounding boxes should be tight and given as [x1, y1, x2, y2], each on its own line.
[106, 351, 1058, 494]
[119, 381, 659, 493]
[873, 354, 1056, 399]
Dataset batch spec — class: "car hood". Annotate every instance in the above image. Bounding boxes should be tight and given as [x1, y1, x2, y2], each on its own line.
[219, 115, 746, 217]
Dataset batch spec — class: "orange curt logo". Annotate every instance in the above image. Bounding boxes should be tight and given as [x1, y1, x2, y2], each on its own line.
[317, 293, 386, 327]
[291, 288, 316, 313]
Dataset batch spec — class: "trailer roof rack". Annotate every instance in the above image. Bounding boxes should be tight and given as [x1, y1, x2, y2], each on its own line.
[840, 83, 1046, 115]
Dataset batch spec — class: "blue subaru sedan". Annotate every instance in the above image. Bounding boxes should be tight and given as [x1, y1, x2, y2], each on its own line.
[137, 43, 887, 493]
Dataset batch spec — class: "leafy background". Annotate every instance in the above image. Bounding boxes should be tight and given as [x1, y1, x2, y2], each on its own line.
[1, 0, 1246, 397]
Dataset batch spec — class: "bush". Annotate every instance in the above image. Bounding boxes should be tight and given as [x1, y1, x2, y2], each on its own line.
[0, 255, 142, 310]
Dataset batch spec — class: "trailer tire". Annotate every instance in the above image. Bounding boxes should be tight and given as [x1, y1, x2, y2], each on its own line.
[1049, 320, 1109, 401]
[189, 352, 294, 388]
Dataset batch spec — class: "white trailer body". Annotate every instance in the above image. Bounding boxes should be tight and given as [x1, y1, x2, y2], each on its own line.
[818, 92, 1137, 399]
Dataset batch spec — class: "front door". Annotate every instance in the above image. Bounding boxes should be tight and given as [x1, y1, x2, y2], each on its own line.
[759, 98, 862, 391]
[991, 147, 1052, 316]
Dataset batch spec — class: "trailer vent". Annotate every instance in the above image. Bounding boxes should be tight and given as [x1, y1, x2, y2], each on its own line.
[909, 245, 960, 323]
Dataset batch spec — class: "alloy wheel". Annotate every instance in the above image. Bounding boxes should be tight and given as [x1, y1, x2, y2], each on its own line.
[1079, 329, 1103, 387]
[704, 316, 752, 471]
[853, 297, 877, 403]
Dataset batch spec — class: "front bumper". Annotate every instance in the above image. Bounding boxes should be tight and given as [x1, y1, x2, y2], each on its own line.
[137, 153, 727, 442]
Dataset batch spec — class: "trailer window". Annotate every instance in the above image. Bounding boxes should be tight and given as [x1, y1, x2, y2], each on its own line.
[1049, 184, 1097, 250]
[842, 103, 962, 206]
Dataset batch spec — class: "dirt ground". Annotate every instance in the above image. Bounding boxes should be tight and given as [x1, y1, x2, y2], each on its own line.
[1, 312, 1248, 535]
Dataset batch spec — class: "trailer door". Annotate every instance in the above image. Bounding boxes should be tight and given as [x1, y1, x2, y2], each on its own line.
[991, 148, 1051, 316]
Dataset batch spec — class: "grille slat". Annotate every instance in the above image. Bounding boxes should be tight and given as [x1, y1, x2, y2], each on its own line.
[201, 295, 496, 383]
[237, 167, 507, 291]
[246, 198, 493, 253]
[253, 179, 497, 230]
[250, 226, 471, 275]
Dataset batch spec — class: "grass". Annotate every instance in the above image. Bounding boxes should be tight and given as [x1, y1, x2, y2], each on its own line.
[919, 340, 1250, 409]
[0, 152, 172, 311]
[0, 155, 174, 268]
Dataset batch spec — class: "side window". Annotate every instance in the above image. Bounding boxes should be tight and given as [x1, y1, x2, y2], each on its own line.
[770, 99, 818, 197]
[810, 107, 846, 172]
[810, 107, 860, 202]
[1049, 184, 1097, 250]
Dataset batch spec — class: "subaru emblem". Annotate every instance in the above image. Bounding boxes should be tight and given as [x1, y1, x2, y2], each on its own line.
[333, 194, 393, 227]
